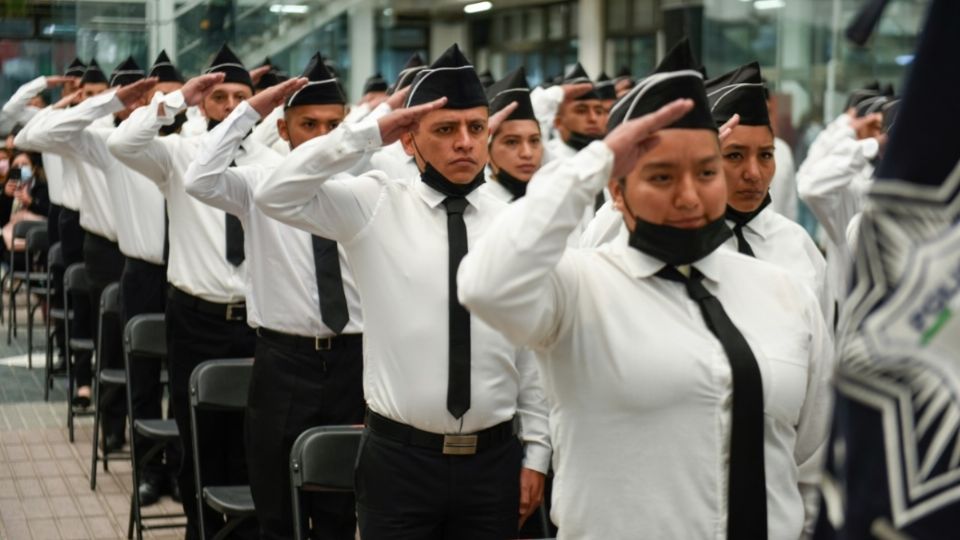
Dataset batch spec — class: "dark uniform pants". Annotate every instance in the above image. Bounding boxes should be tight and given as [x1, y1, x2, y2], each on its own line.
[245, 331, 364, 540]
[166, 289, 257, 540]
[356, 428, 522, 539]
[83, 232, 126, 439]
[47, 203, 64, 360]
[58, 208, 90, 387]
[120, 257, 180, 479]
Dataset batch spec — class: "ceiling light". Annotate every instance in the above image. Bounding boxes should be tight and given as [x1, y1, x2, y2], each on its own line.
[464, 2, 493, 14]
[754, 0, 785, 10]
[270, 4, 309, 15]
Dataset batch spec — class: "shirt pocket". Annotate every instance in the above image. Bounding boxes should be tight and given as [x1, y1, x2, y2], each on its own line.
[758, 332, 812, 427]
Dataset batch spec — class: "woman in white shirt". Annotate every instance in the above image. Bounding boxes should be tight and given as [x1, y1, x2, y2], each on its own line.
[485, 67, 544, 202]
[459, 46, 834, 539]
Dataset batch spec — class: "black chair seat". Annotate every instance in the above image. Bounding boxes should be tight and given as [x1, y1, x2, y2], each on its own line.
[203, 485, 255, 516]
[134, 418, 179, 441]
[99, 368, 126, 385]
[68, 338, 95, 351]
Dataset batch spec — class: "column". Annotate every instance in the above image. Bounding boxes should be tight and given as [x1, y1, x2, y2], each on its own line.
[348, 0, 377, 103]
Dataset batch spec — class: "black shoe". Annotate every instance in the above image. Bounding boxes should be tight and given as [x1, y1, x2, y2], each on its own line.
[71, 395, 91, 409]
[167, 474, 182, 503]
[101, 433, 125, 453]
[138, 475, 163, 507]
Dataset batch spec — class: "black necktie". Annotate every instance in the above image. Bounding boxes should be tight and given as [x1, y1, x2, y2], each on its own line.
[225, 213, 244, 266]
[312, 235, 349, 334]
[731, 223, 755, 257]
[224, 160, 244, 266]
[442, 196, 471, 420]
[162, 203, 170, 264]
[656, 266, 768, 540]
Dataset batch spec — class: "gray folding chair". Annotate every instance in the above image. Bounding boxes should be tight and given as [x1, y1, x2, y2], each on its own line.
[123, 314, 185, 540]
[44, 242, 66, 401]
[24, 226, 50, 367]
[288, 425, 363, 540]
[63, 263, 95, 442]
[90, 282, 126, 489]
[6, 220, 47, 347]
[189, 358, 256, 540]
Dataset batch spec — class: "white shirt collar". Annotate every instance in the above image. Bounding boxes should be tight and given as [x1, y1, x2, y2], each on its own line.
[614, 242, 726, 283]
[415, 176, 487, 209]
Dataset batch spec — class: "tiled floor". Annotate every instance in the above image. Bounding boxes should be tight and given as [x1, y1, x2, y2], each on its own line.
[0, 306, 185, 539]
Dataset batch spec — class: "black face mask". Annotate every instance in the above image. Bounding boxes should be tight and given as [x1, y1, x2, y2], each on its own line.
[564, 131, 602, 152]
[159, 112, 188, 136]
[420, 162, 484, 198]
[493, 167, 528, 200]
[725, 192, 772, 228]
[628, 216, 732, 266]
[206, 118, 222, 131]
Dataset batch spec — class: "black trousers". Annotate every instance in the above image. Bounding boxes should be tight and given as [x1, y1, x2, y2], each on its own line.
[356, 428, 522, 539]
[83, 233, 126, 438]
[59, 208, 91, 387]
[47, 204, 65, 362]
[166, 288, 257, 540]
[120, 257, 180, 479]
[245, 332, 365, 540]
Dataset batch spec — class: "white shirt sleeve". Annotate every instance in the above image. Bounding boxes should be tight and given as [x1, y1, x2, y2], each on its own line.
[792, 286, 836, 536]
[516, 348, 551, 474]
[253, 118, 387, 242]
[0, 76, 46, 134]
[249, 104, 284, 149]
[183, 101, 265, 217]
[17, 91, 123, 170]
[458, 141, 613, 349]
[530, 85, 563, 139]
[107, 90, 184, 190]
[343, 102, 372, 124]
[796, 129, 873, 248]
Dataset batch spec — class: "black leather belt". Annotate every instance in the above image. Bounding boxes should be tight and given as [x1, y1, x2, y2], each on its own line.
[365, 411, 517, 456]
[169, 287, 246, 321]
[256, 327, 361, 352]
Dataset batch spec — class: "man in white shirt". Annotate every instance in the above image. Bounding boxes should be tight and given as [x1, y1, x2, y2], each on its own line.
[15, 59, 116, 414]
[107, 45, 267, 540]
[797, 93, 887, 329]
[460, 55, 833, 539]
[183, 53, 380, 540]
[542, 63, 605, 165]
[254, 44, 551, 538]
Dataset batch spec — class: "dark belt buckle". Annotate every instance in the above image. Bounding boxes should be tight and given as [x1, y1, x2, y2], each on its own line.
[315, 337, 333, 351]
[442, 434, 478, 455]
[225, 304, 245, 321]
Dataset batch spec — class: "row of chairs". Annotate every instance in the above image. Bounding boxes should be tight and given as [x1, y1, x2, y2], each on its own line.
[11, 225, 543, 539]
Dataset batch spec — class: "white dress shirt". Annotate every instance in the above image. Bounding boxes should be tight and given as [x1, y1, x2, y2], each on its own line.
[183, 100, 363, 337]
[368, 140, 418, 179]
[253, 118, 551, 474]
[459, 141, 834, 539]
[107, 90, 271, 303]
[770, 137, 799, 221]
[797, 126, 876, 325]
[250, 104, 284, 149]
[530, 85, 563, 141]
[21, 91, 165, 262]
[16, 103, 117, 240]
[0, 76, 45, 134]
[16, 107, 83, 211]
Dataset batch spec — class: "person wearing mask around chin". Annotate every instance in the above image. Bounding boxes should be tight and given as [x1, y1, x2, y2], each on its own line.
[459, 49, 834, 540]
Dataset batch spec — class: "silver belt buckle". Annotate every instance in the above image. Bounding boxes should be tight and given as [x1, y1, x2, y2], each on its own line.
[442, 434, 478, 455]
[315, 337, 333, 351]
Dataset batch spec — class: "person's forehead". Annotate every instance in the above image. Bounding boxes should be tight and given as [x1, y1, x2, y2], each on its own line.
[210, 82, 251, 95]
[637, 129, 720, 166]
[495, 119, 539, 137]
[288, 104, 346, 121]
[422, 107, 489, 124]
[722, 125, 774, 148]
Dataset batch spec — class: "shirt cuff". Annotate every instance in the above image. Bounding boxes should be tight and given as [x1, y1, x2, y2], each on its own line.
[344, 118, 384, 154]
[522, 442, 552, 475]
[580, 140, 615, 188]
[160, 90, 187, 116]
[858, 137, 880, 160]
